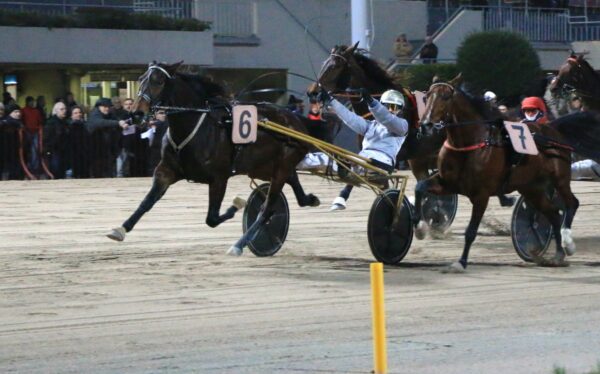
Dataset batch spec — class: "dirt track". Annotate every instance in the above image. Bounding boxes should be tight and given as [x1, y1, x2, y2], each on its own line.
[1, 175, 600, 374]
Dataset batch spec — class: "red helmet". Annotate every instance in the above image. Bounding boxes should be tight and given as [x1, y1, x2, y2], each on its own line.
[521, 97, 547, 112]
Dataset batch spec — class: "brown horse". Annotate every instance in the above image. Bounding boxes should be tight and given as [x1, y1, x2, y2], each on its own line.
[415, 75, 600, 271]
[108, 62, 321, 256]
[550, 54, 600, 112]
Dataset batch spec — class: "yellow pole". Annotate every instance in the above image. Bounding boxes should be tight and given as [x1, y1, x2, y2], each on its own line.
[370, 262, 387, 374]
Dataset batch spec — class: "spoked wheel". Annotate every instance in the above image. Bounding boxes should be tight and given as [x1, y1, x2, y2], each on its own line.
[368, 189, 414, 265]
[511, 190, 566, 262]
[420, 193, 458, 232]
[243, 183, 290, 257]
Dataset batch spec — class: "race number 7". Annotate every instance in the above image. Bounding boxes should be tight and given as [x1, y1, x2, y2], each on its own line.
[232, 105, 258, 144]
[511, 124, 527, 149]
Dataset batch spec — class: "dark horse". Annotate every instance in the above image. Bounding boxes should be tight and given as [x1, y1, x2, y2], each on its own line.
[415, 75, 600, 271]
[550, 53, 600, 112]
[107, 62, 321, 256]
[310, 43, 515, 210]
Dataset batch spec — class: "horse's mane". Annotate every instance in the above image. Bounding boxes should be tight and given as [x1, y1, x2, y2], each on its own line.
[458, 87, 503, 121]
[176, 73, 227, 99]
[350, 48, 403, 90]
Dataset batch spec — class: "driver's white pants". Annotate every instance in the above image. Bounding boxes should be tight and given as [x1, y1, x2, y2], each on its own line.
[297, 150, 393, 173]
[571, 159, 600, 181]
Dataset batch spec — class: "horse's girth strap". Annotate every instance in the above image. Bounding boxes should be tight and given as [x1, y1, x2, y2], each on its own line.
[167, 112, 207, 153]
[443, 139, 487, 152]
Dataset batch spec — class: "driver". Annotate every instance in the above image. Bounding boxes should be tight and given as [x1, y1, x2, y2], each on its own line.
[520, 96, 549, 125]
[297, 88, 409, 210]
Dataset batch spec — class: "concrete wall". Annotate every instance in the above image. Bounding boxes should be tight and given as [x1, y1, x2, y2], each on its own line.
[0, 26, 213, 65]
[433, 10, 482, 62]
[571, 41, 600, 68]
[212, 0, 428, 95]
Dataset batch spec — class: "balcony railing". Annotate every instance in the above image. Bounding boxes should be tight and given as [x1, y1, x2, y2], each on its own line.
[0, 0, 193, 19]
[194, 0, 256, 37]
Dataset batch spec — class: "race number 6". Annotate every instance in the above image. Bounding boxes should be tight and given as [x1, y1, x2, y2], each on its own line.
[232, 105, 258, 144]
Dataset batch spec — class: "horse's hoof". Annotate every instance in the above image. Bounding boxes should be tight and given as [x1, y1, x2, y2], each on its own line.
[233, 197, 247, 210]
[442, 262, 466, 273]
[107, 227, 126, 242]
[226, 246, 243, 256]
[414, 221, 428, 240]
[308, 194, 321, 207]
[561, 228, 576, 256]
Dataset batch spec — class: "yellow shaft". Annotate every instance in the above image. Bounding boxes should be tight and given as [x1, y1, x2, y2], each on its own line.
[370, 262, 387, 374]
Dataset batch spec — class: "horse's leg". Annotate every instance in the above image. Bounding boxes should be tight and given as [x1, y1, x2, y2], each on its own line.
[553, 177, 579, 256]
[330, 184, 353, 211]
[520, 186, 567, 265]
[413, 173, 449, 239]
[287, 171, 320, 207]
[205, 177, 246, 228]
[448, 195, 489, 272]
[107, 162, 180, 241]
[227, 172, 288, 256]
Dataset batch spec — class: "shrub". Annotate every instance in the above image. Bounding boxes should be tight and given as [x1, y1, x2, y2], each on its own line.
[0, 8, 210, 31]
[394, 63, 460, 91]
[456, 31, 541, 101]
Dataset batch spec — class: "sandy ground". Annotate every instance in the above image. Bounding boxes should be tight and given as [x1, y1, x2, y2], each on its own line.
[1, 175, 600, 374]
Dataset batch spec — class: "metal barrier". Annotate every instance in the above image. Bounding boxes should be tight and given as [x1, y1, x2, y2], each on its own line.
[0, 0, 193, 19]
[482, 6, 569, 42]
[194, 0, 256, 37]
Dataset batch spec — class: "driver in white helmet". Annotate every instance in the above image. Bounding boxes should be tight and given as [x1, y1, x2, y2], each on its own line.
[298, 88, 409, 210]
[484, 90, 498, 106]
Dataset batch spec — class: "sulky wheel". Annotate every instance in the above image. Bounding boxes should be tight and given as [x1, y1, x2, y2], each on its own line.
[243, 183, 290, 257]
[368, 189, 414, 265]
[420, 192, 458, 232]
[511, 190, 566, 262]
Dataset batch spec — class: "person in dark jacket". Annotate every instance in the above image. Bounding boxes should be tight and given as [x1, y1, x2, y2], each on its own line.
[146, 109, 168, 174]
[419, 36, 438, 64]
[87, 98, 130, 178]
[0, 103, 24, 180]
[44, 102, 70, 178]
[68, 106, 90, 178]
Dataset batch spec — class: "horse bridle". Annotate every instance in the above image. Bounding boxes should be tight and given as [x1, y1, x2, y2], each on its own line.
[137, 65, 173, 104]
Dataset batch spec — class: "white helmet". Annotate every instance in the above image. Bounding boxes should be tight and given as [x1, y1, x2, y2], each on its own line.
[483, 91, 497, 102]
[380, 89, 405, 108]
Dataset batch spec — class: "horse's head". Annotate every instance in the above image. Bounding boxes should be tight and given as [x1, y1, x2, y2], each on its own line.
[549, 54, 589, 98]
[420, 74, 465, 136]
[311, 42, 360, 95]
[133, 60, 183, 113]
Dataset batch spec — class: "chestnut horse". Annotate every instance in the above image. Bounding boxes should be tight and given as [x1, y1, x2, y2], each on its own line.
[550, 54, 600, 112]
[107, 62, 321, 256]
[415, 75, 600, 271]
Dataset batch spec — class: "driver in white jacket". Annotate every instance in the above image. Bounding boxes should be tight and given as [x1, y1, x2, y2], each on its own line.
[298, 88, 409, 210]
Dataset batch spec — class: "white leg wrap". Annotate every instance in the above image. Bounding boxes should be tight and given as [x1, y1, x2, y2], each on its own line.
[415, 220, 429, 240]
[561, 228, 576, 256]
[329, 196, 347, 211]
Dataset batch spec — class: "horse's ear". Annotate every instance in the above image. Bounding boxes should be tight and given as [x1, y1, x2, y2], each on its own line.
[166, 60, 184, 75]
[449, 73, 463, 87]
[432, 75, 440, 83]
[348, 41, 360, 54]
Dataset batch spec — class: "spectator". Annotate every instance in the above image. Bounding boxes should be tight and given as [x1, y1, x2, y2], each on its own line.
[520, 96, 549, 125]
[3, 92, 15, 106]
[569, 96, 582, 112]
[287, 95, 305, 116]
[306, 98, 331, 142]
[147, 109, 168, 174]
[419, 36, 438, 64]
[64, 92, 78, 115]
[87, 98, 129, 178]
[68, 106, 90, 179]
[393, 33, 413, 65]
[112, 97, 135, 177]
[21, 96, 44, 174]
[0, 103, 24, 180]
[123, 98, 148, 177]
[36, 95, 47, 121]
[111, 97, 128, 119]
[44, 102, 70, 178]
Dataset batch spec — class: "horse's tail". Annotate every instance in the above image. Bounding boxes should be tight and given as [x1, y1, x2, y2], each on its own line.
[548, 111, 600, 160]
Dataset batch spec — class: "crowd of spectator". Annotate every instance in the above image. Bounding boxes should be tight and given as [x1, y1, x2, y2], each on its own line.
[0, 93, 167, 181]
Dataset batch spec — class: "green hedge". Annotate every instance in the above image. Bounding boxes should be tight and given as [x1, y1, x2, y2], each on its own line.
[393, 63, 460, 91]
[457, 31, 541, 100]
[0, 8, 210, 31]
